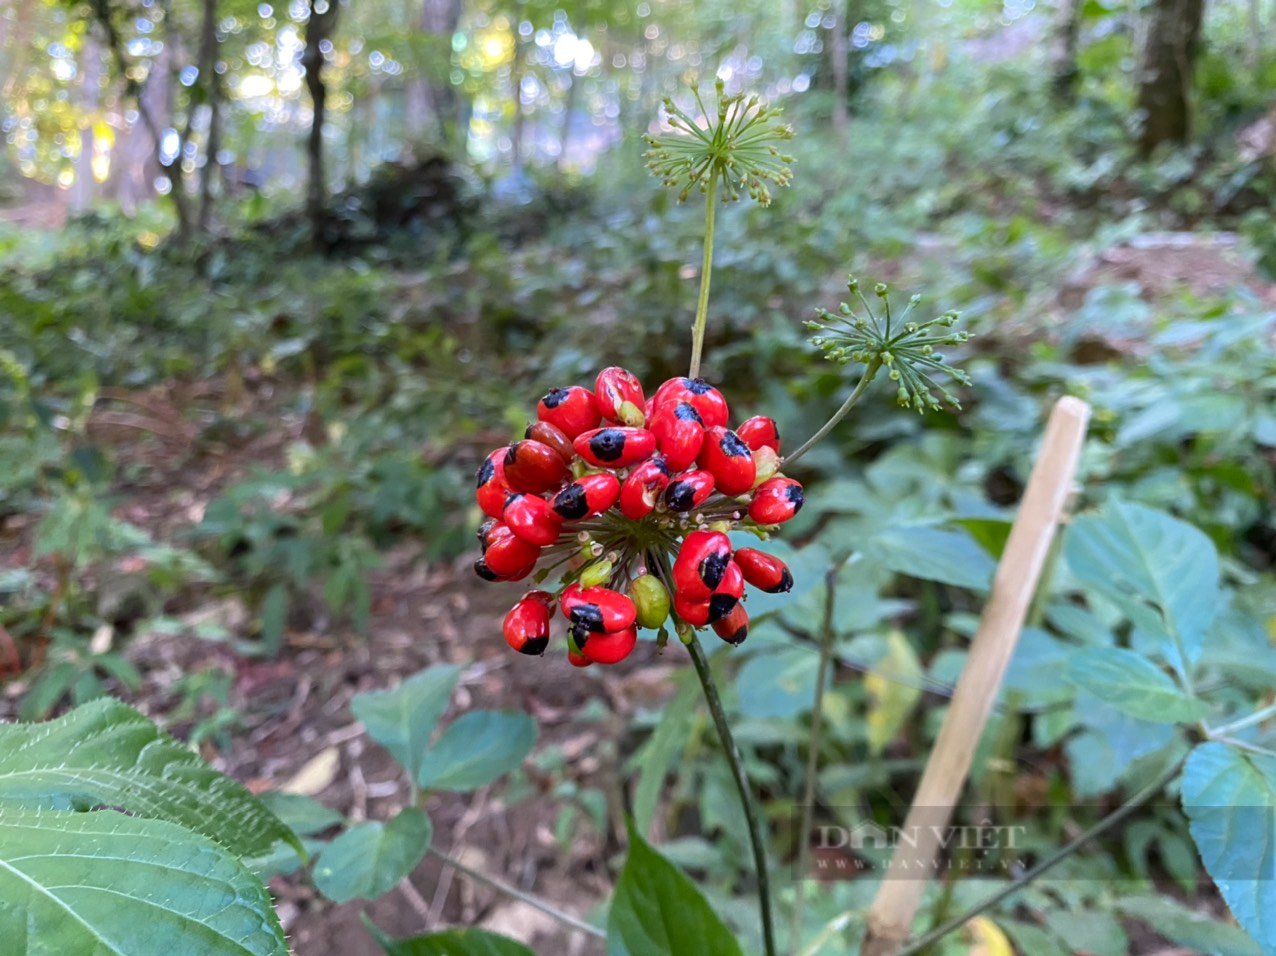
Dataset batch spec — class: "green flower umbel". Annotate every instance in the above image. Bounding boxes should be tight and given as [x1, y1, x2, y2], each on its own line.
[808, 279, 973, 413]
[644, 78, 795, 206]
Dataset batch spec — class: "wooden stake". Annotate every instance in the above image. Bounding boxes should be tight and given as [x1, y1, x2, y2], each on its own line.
[861, 396, 1091, 956]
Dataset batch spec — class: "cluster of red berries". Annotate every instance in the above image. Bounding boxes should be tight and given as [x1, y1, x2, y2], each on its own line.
[476, 367, 804, 666]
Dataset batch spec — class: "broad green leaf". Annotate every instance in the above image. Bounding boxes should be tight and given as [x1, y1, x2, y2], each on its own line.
[367, 920, 536, 956]
[352, 664, 462, 780]
[0, 697, 296, 857]
[1044, 909, 1127, 956]
[1064, 500, 1219, 671]
[865, 630, 923, 755]
[1116, 895, 1264, 956]
[312, 807, 432, 904]
[0, 809, 287, 955]
[998, 920, 1070, 956]
[257, 791, 343, 836]
[867, 524, 995, 591]
[1066, 647, 1207, 724]
[1182, 742, 1276, 951]
[607, 825, 744, 956]
[735, 647, 821, 720]
[632, 673, 699, 834]
[417, 711, 536, 792]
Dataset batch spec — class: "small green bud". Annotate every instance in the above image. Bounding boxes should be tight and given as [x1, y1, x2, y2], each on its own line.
[874, 283, 889, 297]
[631, 574, 672, 630]
[617, 400, 645, 427]
[580, 559, 614, 589]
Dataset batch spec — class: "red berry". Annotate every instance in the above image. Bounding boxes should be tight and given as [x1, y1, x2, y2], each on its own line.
[653, 377, 729, 428]
[552, 473, 621, 520]
[477, 522, 542, 577]
[735, 548, 794, 593]
[476, 448, 513, 519]
[712, 603, 749, 645]
[504, 440, 570, 493]
[567, 644, 593, 667]
[619, 457, 670, 520]
[664, 469, 715, 512]
[707, 560, 744, 623]
[649, 402, 705, 472]
[560, 584, 638, 633]
[594, 367, 646, 423]
[573, 427, 658, 468]
[525, 420, 574, 462]
[749, 477, 805, 525]
[538, 386, 601, 439]
[697, 426, 756, 497]
[673, 592, 711, 627]
[579, 624, 638, 665]
[736, 416, 780, 454]
[503, 591, 553, 655]
[503, 493, 563, 546]
[673, 530, 732, 600]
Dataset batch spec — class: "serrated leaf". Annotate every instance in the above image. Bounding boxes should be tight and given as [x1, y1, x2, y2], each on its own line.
[366, 919, 536, 956]
[607, 824, 744, 956]
[1066, 647, 1207, 724]
[1182, 742, 1276, 951]
[1064, 500, 1219, 672]
[417, 711, 536, 793]
[312, 807, 432, 904]
[0, 809, 287, 955]
[867, 524, 995, 591]
[352, 664, 462, 780]
[0, 697, 296, 857]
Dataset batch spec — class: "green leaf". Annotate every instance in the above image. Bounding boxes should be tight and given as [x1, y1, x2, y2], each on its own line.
[864, 630, 924, 754]
[1116, 895, 1264, 956]
[1182, 742, 1276, 951]
[0, 697, 296, 857]
[632, 673, 699, 834]
[1066, 647, 1207, 724]
[867, 524, 995, 591]
[735, 647, 820, 720]
[367, 921, 536, 956]
[257, 791, 343, 836]
[607, 824, 744, 956]
[312, 807, 432, 904]
[417, 711, 536, 792]
[259, 582, 288, 655]
[1064, 500, 1219, 671]
[352, 664, 462, 780]
[0, 809, 287, 955]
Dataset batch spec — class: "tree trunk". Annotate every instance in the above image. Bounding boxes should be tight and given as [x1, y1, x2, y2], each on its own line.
[830, 0, 850, 146]
[1049, 0, 1083, 103]
[416, 0, 463, 145]
[1135, 0, 1204, 155]
[197, 0, 223, 231]
[303, 0, 340, 246]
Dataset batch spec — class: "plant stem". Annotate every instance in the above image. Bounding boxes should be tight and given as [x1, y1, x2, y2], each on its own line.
[783, 358, 883, 469]
[428, 847, 606, 940]
[893, 759, 1184, 956]
[687, 178, 719, 380]
[687, 633, 777, 956]
[1208, 699, 1276, 738]
[790, 566, 839, 954]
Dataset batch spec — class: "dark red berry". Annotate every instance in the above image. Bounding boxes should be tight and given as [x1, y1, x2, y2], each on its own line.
[504, 440, 570, 493]
[503, 493, 563, 546]
[712, 603, 749, 645]
[579, 624, 638, 665]
[736, 416, 780, 454]
[567, 644, 593, 667]
[552, 473, 621, 520]
[476, 448, 513, 519]
[697, 426, 756, 497]
[560, 584, 637, 633]
[673, 530, 732, 600]
[503, 591, 553, 655]
[664, 469, 715, 512]
[594, 367, 646, 423]
[706, 560, 744, 623]
[573, 427, 658, 468]
[653, 377, 729, 428]
[478, 522, 542, 577]
[735, 548, 794, 593]
[673, 592, 711, 627]
[619, 457, 670, 520]
[525, 420, 575, 462]
[749, 477, 805, 525]
[649, 401, 705, 472]
[538, 386, 601, 439]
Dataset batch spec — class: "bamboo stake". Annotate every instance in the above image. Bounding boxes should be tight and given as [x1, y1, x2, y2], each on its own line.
[861, 396, 1091, 956]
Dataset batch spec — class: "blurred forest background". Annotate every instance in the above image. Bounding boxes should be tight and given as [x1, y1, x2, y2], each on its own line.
[2, 0, 1276, 952]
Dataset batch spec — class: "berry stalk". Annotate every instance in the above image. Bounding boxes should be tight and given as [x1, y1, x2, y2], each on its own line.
[782, 356, 883, 469]
[687, 176, 719, 380]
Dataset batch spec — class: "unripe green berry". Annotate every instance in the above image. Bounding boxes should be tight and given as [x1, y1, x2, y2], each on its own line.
[630, 574, 672, 630]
